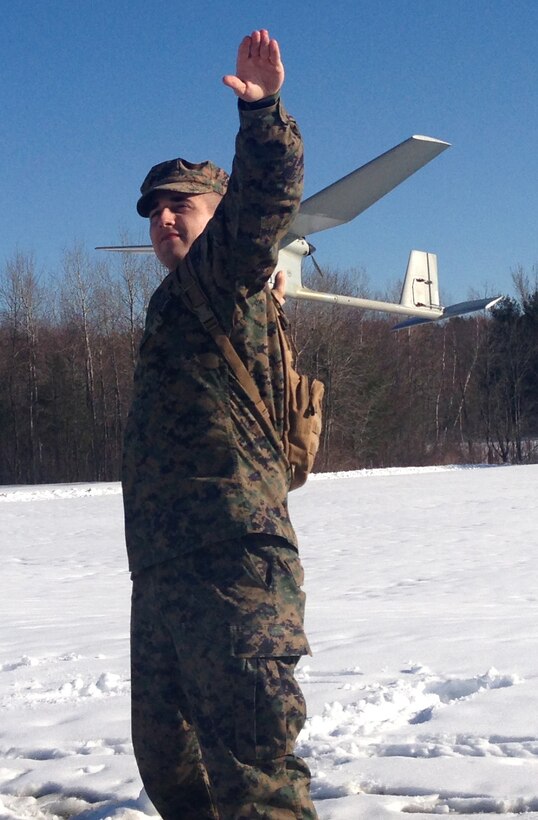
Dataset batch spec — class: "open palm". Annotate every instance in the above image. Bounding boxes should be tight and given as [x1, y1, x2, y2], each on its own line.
[223, 29, 285, 102]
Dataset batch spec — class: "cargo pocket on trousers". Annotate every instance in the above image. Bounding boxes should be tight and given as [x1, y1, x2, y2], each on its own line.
[230, 624, 311, 762]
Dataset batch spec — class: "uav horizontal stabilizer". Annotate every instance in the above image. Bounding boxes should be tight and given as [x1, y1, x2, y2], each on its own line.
[288, 135, 450, 238]
[95, 245, 153, 253]
[442, 296, 503, 318]
[392, 295, 502, 330]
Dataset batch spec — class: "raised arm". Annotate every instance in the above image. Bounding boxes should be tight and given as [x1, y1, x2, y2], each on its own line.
[222, 29, 285, 102]
[194, 29, 302, 298]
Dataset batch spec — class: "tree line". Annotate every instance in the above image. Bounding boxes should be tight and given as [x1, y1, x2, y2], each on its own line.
[1, 249, 537, 486]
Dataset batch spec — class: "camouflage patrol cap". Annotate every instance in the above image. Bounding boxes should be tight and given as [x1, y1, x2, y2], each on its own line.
[137, 157, 229, 217]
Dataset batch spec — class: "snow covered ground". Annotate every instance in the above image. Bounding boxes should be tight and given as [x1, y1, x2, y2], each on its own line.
[2, 464, 538, 819]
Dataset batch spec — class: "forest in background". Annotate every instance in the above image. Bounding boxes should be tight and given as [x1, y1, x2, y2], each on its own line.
[1, 247, 537, 485]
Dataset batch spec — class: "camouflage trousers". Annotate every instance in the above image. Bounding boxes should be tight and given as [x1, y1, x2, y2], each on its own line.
[130, 535, 318, 820]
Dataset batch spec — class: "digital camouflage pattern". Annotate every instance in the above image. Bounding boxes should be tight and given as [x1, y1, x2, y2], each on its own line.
[122, 98, 304, 573]
[131, 536, 317, 819]
[124, 97, 316, 818]
[137, 157, 230, 217]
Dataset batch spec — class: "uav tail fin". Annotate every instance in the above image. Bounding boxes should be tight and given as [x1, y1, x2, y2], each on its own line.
[394, 250, 502, 330]
[400, 250, 440, 311]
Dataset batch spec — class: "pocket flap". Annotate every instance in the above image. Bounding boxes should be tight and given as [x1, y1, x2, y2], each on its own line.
[231, 623, 311, 658]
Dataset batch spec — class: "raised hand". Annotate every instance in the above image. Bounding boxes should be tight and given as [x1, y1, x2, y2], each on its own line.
[223, 29, 285, 103]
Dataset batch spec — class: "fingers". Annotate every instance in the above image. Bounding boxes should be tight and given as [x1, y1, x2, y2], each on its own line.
[257, 29, 270, 60]
[245, 29, 279, 63]
[236, 34, 251, 65]
[268, 38, 282, 67]
[247, 29, 263, 58]
[273, 270, 286, 305]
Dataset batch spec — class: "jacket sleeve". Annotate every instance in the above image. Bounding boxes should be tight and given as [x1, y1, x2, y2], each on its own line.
[207, 97, 304, 295]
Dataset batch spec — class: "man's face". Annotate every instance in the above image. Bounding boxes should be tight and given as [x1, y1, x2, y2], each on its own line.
[148, 192, 221, 270]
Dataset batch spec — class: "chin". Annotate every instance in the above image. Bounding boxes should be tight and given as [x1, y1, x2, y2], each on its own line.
[157, 248, 186, 270]
[163, 257, 183, 271]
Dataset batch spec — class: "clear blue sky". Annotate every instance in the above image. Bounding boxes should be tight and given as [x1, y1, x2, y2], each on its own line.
[1, 0, 537, 303]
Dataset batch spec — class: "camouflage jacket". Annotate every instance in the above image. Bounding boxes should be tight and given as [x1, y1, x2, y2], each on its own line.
[122, 99, 304, 572]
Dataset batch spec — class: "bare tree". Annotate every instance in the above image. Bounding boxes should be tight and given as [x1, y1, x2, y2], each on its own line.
[0, 252, 46, 482]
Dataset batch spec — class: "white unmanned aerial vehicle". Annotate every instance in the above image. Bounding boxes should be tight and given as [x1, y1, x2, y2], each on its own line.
[98, 135, 501, 329]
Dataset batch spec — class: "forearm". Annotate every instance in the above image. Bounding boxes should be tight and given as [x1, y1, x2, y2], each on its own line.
[223, 96, 304, 287]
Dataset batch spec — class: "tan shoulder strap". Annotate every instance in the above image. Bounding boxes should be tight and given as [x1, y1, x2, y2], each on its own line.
[175, 259, 279, 443]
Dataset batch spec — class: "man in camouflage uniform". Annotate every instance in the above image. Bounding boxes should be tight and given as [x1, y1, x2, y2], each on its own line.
[122, 30, 318, 819]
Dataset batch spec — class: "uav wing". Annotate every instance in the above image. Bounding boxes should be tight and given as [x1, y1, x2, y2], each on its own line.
[97, 135, 450, 255]
[96, 136, 501, 326]
[288, 135, 450, 239]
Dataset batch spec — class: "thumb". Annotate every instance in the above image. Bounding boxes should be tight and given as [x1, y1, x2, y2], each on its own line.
[222, 74, 247, 97]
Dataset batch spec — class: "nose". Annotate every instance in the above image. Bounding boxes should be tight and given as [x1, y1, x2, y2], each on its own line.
[159, 207, 175, 226]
